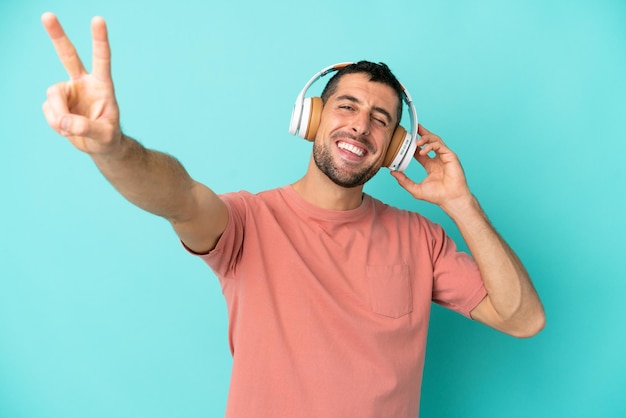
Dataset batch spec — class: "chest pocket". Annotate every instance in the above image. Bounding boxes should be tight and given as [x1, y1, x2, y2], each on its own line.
[366, 264, 412, 318]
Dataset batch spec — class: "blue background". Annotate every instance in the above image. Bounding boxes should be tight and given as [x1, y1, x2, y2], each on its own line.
[1, 0, 625, 417]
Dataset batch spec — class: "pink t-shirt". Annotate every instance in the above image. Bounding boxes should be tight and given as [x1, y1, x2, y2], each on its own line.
[196, 186, 486, 418]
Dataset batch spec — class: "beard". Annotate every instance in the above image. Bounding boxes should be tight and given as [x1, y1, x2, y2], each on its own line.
[312, 137, 381, 188]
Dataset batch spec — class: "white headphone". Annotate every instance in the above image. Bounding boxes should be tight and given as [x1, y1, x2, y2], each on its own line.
[289, 62, 418, 171]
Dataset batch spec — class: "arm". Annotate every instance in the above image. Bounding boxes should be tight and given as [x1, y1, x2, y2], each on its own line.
[390, 125, 545, 338]
[41, 12, 226, 253]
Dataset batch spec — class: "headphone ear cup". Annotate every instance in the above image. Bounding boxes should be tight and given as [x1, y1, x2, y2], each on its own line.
[383, 125, 408, 167]
[302, 97, 323, 141]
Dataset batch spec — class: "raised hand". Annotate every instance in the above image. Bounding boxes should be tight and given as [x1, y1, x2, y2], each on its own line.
[390, 124, 473, 212]
[41, 12, 121, 155]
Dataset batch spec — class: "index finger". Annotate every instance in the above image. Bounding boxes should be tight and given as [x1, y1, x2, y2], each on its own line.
[42, 12, 87, 80]
[417, 124, 432, 137]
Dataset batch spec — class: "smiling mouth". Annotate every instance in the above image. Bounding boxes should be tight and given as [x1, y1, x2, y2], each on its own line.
[337, 141, 366, 157]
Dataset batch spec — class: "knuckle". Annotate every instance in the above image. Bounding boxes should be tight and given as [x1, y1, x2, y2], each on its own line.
[46, 83, 63, 97]
[72, 118, 90, 136]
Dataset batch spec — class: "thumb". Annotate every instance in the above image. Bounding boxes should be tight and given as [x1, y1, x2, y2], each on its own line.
[390, 170, 423, 200]
[60, 114, 113, 141]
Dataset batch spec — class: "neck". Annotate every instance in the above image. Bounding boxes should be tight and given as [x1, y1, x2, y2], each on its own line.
[291, 156, 364, 211]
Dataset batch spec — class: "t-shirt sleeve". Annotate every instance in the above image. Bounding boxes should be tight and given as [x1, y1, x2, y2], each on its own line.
[185, 192, 247, 281]
[428, 221, 487, 318]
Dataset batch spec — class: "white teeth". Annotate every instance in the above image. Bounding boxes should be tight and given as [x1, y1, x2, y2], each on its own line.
[338, 141, 365, 157]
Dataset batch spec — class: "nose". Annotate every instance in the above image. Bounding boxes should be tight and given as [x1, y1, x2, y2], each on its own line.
[351, 111, 370, 136]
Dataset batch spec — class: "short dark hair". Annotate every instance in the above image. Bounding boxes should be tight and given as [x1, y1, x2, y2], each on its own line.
[320, 61, 404, 125]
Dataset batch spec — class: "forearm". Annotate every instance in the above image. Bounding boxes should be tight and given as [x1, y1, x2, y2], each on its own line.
[443, 195, 545, 328]
[91, 134, 196, 221]
[390, 125, 544, 336]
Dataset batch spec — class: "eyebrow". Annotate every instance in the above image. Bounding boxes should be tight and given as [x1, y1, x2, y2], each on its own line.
[335, 94, 393, 124]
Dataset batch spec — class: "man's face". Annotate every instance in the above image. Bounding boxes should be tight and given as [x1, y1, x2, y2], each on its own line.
[313, 73, 399, 188]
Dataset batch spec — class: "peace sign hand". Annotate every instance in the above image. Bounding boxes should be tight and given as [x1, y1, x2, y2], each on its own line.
[41, 12, 121, 155]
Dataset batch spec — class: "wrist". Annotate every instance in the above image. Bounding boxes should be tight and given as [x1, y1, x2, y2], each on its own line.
[441, 193, 483, 223]
[91, 132, 140, 168]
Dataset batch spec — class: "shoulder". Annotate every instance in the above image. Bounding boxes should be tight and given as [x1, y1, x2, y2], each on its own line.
[367, 194, 427, 222]
[219, 187, 291, 215]
[366, 194, 446, 238]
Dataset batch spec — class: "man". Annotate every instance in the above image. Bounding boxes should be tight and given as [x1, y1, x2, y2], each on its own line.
[41, 12, 545, 418]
